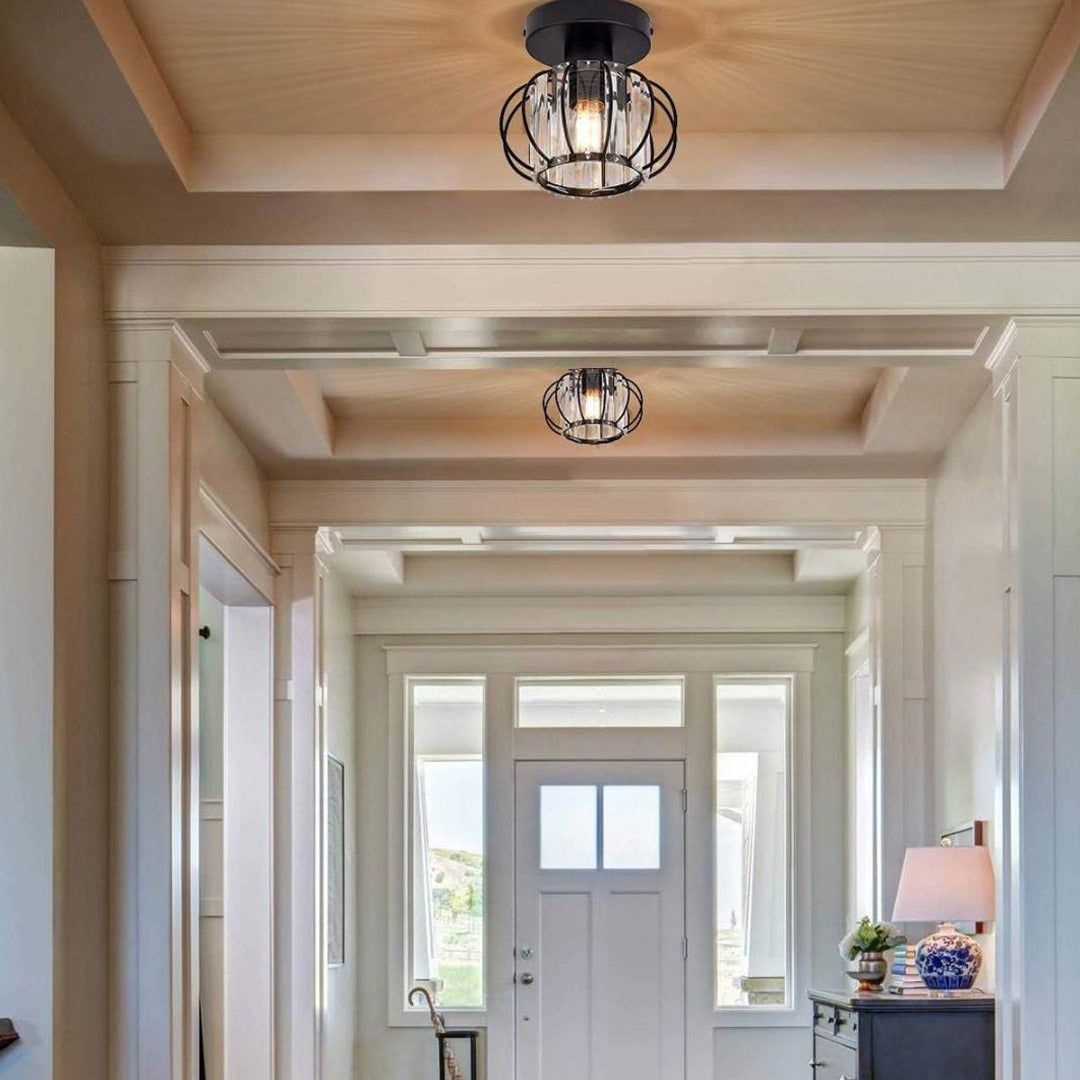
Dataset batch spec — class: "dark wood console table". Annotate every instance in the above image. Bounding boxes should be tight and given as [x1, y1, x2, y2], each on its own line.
[809, 989, 994, 1079]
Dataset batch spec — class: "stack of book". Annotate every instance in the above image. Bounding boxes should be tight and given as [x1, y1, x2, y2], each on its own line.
[888, 945, 926, 994]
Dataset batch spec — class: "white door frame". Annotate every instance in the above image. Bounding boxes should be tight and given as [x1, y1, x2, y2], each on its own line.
[384, 642, 816, 1080]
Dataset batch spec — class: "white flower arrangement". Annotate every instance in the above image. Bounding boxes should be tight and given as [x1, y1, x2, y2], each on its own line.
[840, 916, 907, 960]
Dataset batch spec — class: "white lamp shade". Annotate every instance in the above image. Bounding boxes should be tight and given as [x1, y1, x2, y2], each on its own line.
[891, 846, 996, 923]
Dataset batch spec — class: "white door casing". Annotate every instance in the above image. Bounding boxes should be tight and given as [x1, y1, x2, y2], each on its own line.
[514, 760, 686, 1080]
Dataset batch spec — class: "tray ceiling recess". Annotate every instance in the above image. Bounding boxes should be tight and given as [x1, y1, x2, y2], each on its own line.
[82, 0, 1080, 194]
[180, 312, 1004, 478]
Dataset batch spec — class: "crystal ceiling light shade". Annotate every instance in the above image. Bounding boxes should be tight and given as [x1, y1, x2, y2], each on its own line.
[543, 368, 644, 444]
[500, 1, 677, 198]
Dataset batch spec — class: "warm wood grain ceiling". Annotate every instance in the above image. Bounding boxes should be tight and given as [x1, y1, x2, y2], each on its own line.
[123, 0, 1061, 135]
[317, 365, 880, 436]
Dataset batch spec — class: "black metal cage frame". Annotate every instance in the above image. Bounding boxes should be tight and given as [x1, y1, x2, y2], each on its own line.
[542, 367, 644, 444]
[499, 62, 677, 198]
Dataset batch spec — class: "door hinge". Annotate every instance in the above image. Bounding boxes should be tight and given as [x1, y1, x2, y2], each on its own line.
[682, 936, 688, 960]
[681, 789, 688, 814]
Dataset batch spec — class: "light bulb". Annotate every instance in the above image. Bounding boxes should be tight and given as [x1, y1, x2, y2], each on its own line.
[571, 97, 606, 155]
[582, 383, 603, 421]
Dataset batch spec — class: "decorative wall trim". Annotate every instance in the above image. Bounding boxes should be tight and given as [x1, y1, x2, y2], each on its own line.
[270, 478, 927, 531]
[357, 594, 846, 638]
[103, 244, 1080, 322]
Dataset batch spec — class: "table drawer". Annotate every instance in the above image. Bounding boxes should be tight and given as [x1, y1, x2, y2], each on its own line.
[811, 1034, 860, 1080]
[813, 1003, 858, 1047]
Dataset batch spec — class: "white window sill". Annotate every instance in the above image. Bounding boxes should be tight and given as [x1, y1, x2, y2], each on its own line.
[712, 1003, 811, 1028]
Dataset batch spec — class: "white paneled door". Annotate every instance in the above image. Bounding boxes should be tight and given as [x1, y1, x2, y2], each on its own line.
[514, 761, 686, 1080]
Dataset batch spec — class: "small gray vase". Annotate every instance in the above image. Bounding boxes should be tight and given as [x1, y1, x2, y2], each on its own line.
[846, 951, 888, 993]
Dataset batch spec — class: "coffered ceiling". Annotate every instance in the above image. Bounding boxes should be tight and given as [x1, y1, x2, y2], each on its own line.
[4, 0, 1080, 242]
[77, 0, 1080, 194]
[123, 0, 1058, 135]
[187, 311, 1000, 479]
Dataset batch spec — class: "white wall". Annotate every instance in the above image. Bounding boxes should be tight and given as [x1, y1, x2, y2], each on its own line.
[928, 386, 1002, 984]
[324, 569, 359, 1079]
[198, 590, 226, 1080]
[354, 625, 846, 1080]
[0, 246, 55, 1077]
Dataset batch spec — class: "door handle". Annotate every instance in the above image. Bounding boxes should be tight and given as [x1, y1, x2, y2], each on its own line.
[519, 972, 535, 985]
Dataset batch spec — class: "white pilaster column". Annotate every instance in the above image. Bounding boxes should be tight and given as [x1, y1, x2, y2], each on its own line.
[990, 319, 1080, 1080]
[270, 527, 332, 1080]
[108, 323, 206, 1080]
[863, 525, 930, 919]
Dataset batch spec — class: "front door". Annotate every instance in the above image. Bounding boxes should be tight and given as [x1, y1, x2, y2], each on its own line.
[514, 760, 686, 1080]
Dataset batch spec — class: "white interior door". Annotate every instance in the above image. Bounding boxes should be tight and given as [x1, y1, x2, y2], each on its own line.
[515, 760, 686, 1080]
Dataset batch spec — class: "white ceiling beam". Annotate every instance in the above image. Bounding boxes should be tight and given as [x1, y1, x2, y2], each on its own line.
[206, 346, 977, 372]
[103, 244, 1080, 323]
[206, 370, 335, 459]
[268, 478, 928, 530]
[336, 547, 405, 587]
[80, 0, 194, 185]
[328, 417, 863, 461]
[187, 132, 1004, 194]
[861, 367, 911, 450]
[1003, 0, 1080, 182]
[793, 547, 868, 583]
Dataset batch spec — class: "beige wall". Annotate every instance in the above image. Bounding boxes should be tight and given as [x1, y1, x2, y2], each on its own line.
[928, 387, 1002, 984]
[199, 396, 269, 551]
[0, 246, 55, 1079]
[0, 100, 109, 1080]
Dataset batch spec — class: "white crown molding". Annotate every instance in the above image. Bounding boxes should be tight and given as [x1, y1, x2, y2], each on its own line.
[269, 477, 927, 530]
[103, 244, 1080, 322]
[375, 621, 829, 655]
[986, 316, 1080, 394]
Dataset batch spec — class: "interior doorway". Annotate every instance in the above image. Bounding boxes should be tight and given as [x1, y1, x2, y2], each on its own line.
[197, 538, 275, 1080]
[514, 760, 686, 1080]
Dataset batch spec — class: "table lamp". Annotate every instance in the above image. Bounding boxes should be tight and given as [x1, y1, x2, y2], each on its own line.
[891, 845, 995, 990]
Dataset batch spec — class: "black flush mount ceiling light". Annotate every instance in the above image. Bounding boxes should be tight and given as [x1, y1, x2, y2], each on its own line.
[543, 368, 644, 444]
[499, 0, 677, 198]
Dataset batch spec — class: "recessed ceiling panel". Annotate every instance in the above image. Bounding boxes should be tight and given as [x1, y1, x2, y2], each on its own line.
[317, 365, 878, 434]
[125, 0, 1061, 135]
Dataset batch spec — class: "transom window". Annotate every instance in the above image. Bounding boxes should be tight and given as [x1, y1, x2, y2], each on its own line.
[517, 677, 684, 728]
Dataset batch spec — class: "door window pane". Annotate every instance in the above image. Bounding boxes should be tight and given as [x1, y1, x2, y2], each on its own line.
[540, 785, 598, 869]
[715, 680, 791, 1008]
[410, 680, 484, 1008]
[602, 785, 661, 869]
[517, 678, 683, 728]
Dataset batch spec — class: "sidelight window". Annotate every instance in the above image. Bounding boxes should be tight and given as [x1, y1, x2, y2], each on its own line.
[714, 679, 792, 1009]
[408, 679, 485, 1009]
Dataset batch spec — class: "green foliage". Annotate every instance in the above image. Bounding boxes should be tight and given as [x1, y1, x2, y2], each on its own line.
[839, 916, 907, 961]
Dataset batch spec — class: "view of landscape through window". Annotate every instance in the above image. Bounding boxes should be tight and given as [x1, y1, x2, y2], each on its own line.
[411, 681, 485, 1008]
